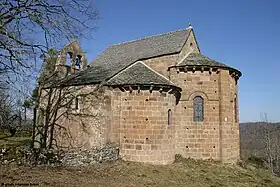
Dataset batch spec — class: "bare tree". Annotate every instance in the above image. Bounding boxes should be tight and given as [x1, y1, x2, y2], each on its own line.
[33, 49, 105, 150]
[0, 0, 98, 84]
[35, 85, 99, 149]
[261, 113, 280, 175]
[0, 87, 19, 135]
[0, 0, 99, 141]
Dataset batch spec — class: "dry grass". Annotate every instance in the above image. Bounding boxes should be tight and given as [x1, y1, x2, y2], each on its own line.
[0, 131, 31, 149]
[0, 157, 280, 187]
[0, 133, 279, 186]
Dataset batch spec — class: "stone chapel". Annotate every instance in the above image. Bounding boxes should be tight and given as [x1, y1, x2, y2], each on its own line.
[36, 25, 242, 165]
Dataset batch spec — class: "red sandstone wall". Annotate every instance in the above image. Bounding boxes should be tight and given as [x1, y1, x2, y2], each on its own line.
[139, 47, 240, 163]
[170, 69, 221, 160]
[112, 90, 176, 164]
[219, 70, 240, 162]
[168, 68, 240, 163]
[143, 54, 178, 78]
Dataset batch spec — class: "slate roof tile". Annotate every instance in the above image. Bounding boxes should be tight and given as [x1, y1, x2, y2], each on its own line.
[178, 53, 229, 67]
[59, 27, 241, 87]
[106, 61, 174, 86]
[63, 28, 191, 85]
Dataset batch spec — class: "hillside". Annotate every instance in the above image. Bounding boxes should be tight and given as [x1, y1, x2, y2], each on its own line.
[1, 157, 280, 187]
[240, 122, 280, 158]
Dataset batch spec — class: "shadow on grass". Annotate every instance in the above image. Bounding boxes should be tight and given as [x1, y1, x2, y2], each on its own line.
[0, 135, 31, 149]
[0, 135, 12, 140]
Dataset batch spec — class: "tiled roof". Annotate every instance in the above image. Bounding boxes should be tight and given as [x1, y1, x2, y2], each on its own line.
[58, 27, 241, 87]
[63, 28, 191, 85]
[178, 53, 229, 67]
[174, 52, 241, 76]
[106, 61, 175, 86]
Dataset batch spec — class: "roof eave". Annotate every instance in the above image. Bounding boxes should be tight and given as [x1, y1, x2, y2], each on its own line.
[168, 64, 242, 78]
[104, 83, 182, 92]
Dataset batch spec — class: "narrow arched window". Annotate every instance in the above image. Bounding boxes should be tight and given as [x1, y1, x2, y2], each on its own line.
[70, 97, 79, 110]
[168, 109, 172, 126]
[234, 95, 237, 122]
[75, 97, 79, 110]
[193, 96, 204, 122]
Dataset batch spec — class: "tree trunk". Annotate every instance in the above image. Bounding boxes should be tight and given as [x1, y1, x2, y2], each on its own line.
[48, 88, 62, 149]
[24, 107, 27, 122]
[42, 88, 53, 148]
[31, 107, 36, 148]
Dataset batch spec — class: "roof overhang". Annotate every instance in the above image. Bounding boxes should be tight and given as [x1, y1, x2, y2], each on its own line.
[168, 64, 242, 78]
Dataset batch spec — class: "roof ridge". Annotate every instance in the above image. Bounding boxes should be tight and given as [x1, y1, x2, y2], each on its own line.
[110, 28, 190, 47]
[189, 52, 217, 61]
[106, 61, 139, 82]
[177, 52, 193, 65]
[107, 61, 175, 85]
[173, 52, 230, 68]
[139, 61, 175, 85]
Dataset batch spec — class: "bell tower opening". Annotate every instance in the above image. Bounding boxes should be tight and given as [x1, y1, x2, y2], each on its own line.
[54, 40, 88, 77]
[75, 55, 82, 70]
[66, 52, 73, 67]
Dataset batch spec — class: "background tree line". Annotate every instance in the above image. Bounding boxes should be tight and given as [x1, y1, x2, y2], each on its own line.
[240, 114, 280, 175]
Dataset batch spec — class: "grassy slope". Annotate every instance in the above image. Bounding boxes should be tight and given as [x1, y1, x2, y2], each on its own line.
[0, 132, 279, 187]
[1, 157, 280, 187]
[0, 131, 30, 148]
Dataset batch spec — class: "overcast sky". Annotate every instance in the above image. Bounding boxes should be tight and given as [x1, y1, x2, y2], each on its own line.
[80, 0, 280, 123]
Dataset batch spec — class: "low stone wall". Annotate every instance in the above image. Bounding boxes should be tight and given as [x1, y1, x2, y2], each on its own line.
[61, 143, 119, 166]
[0, 143, 119, 166]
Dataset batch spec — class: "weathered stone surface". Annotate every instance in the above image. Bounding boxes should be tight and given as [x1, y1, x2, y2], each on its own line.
[0, 143, 119, 167]
[0, 147, 61, 166]
[61, 143, 119, 166]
